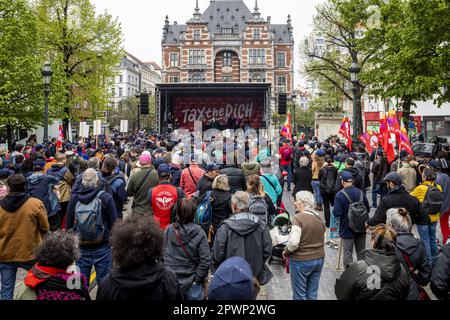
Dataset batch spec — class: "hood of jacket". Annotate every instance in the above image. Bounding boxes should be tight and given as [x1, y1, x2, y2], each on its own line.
[223, 212, 260, 236]
[396, 233, 422, 256]
[387, 185, 408, 196]
[49, 163, 66, 172]
[76, 186, 103, 204]
[171, 223, 202, 245]
[440, 244, 450, 259]
[242, 162, 259, 171]
[362, 249, 401, 282]
[0, 192, 30, 212]
[27, 173, 47, 185]
[344, 167, 359, 178]
[109, 263, 167, 294]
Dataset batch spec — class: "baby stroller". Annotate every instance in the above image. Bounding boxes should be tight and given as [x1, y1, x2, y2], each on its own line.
[268, 210, 292, 265]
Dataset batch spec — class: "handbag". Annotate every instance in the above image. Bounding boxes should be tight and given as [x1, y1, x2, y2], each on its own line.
[401, 251, 430, 300]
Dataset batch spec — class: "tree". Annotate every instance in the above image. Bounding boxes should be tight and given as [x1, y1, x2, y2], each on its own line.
[361, 0, 450, 130]
[108, 95, 157, 133]
[34, 0, 124, 138]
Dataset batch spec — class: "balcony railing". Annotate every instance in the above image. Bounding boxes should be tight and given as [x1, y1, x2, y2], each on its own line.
[248, 63, 267, 70]
[187, 63, 207, 70]
[213, 33, 241, 41]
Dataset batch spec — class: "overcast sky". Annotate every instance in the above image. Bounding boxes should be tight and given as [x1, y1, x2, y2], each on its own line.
[91, 0, 326, 86]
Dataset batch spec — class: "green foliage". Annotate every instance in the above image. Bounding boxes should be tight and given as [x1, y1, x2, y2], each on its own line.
[108, 95, 157, 132]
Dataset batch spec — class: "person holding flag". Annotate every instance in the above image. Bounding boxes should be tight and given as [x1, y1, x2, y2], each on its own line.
[339, 115, 352, 152]
[281, 113, 293, 140]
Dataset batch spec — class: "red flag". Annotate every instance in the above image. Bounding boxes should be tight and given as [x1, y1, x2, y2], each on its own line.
[281, 113, 292, 140]
[399, 124, 413, 155]
[339, 116, 352, 151]
[379, 113, 396, 163]
[387, 109, 401, 144]
[359, 130, 379, 154]
[56, 125, 64, 149]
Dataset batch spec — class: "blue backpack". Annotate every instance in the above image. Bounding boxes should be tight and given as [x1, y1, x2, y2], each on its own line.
[75, 191, 105, 245]
[195, 191, 213, 227]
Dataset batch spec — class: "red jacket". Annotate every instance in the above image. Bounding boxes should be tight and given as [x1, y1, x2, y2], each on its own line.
[149, 182, 184, 230]
[180, 165, 205, 198]
[279, 145, 293, 167]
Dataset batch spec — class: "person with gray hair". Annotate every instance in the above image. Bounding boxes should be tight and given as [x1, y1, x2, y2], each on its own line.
[283, 191, 325, 300]
[292, 157, 313, 198]
[71, 157, 103, 196]
[212, 191, 273, 288]
[66, 168, 117, 285]
[389, 208, 431, 300]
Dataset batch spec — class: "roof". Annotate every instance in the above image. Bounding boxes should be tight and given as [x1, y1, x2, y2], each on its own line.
[271, 24, 292, 43]
[201, 0, 253, 34]
[145, 62, 162, 71]
[164, 24, 187, 45]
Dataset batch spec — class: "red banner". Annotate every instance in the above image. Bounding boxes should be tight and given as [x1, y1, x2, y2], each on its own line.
[172, 95, 264, 131]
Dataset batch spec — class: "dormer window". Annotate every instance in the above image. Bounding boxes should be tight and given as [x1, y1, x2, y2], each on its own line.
[222, 27, 233, 34]
[193, 30, 200, 40]
[253, 29, 261, 40]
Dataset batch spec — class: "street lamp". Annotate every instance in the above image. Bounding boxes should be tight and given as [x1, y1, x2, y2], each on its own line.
[349, 61, 360, 140]
[291, 93, 297, 135]
[42, 63, 53, 144]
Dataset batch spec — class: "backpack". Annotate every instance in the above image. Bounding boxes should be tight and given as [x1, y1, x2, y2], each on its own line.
[249, 195, 269, 223]
[75, 191, 105, 245]
[423, 184, 444, 215]
[102, 173, 124, 195]
[323, 168, 336, 194]
[194, 191, 213, 227]
[342, 190, 369, 234]
[282, 148, 292, 162]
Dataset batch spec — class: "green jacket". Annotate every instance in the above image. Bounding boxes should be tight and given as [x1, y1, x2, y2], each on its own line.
[126, 166, 159, 215]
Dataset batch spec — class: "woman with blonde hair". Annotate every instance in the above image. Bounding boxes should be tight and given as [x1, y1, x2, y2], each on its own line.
[209, 175, 232, 242]
[311, 150, 325, 211]
[246, 174, 277, 224]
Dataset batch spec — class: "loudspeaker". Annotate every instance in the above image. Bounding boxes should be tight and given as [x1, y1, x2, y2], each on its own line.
[140, 94, 149, 115]
[278, 94, 287, 115]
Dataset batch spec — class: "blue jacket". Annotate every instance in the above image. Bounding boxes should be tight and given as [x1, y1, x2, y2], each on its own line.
[333, 186, 370, 239]
[27, 173, 60, 217]
[436, 172, 450, 214]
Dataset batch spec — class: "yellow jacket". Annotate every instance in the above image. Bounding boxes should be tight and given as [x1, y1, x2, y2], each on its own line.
[410, 181, 443, 223]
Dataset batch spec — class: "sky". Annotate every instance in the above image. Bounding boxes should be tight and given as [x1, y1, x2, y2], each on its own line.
[91, 0, 326, 86]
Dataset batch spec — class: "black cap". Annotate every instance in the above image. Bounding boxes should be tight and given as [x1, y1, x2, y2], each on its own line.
[383, 172, 403, 185]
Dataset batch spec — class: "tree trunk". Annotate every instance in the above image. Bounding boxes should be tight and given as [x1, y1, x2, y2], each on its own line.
[6, 122, 13, 152]
[401, 97, 412, 133]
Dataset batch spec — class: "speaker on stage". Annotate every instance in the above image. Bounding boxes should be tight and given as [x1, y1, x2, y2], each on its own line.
[278, 94, 287, 115]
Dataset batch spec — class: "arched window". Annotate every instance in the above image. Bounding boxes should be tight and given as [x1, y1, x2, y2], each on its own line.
[223, 52, 233, 67]
[189, 72, 205, 83]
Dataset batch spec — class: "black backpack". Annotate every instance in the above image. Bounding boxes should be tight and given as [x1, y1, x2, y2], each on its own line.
[342, 190, 369, 234]
[322, 168, 336, 194]
[423, 184, 444, 215]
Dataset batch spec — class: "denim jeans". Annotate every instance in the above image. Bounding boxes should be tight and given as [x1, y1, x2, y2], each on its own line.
[372, 183, 380, 207]
[184, 282, 204, 300]
[0, 262, 34, 300]
[290, 258, 324, 300]
[311, 180, 323, 206]
[77, 244, 112, 286]
[280, 165, 293, 191]
[417, 223, 438, 266]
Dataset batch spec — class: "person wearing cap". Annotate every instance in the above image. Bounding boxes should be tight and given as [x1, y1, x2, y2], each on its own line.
[397, 155, 418, 192]
[31, 144, 46, 163]
[429, 160, 450, 245]
[0, 174, 50, 300]
[208, 256, 258, 300]
[126, 151, 159, 216]
[366, 172, 430, 229]
[180, 156, 206, 198]
[333, 171, 370, 267]
[197, 163, 220, 198]
[148, 164, 185, 230]
[335, 157, 364, 193]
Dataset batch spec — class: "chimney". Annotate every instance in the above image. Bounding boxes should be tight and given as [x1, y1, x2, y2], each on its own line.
[267, 16, 271, 26]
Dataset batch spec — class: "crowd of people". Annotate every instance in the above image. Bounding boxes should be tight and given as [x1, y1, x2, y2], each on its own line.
[0, 129, 449, 301]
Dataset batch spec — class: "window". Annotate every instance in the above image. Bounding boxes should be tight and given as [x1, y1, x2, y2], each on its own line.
[250, 73, 265, 82]
[222, 75, 232, 82]
[222, 27, 233, 34]
[170, 53, 178, 67]
[119, 74, 123, 83]
[193, 30, 201, 40]
[249, 49, 266, 65]
[253, 29, 261, 40]
[189, 72, 205, 83]
[169, 76, 179, 83]
[223, 52, 233, 67]
[118, 87, 123, 97]
[277, 52, 286, 67]
[277, 76, 287, 93]
[189, 50, 205, 65]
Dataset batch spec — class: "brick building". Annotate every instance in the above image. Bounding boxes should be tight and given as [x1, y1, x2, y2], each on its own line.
[161, 0, 294, 97]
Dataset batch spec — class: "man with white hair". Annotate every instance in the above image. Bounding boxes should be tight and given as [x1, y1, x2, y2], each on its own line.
[169, 153, 184, 187]
[212, 191, 273, 287]
[66, 168, 118, 285]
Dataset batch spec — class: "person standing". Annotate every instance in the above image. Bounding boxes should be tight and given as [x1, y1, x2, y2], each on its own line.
[180, 157, 205, 198]
[0, 174, 49, 300]
[65, 169, 117, 285]
[283, 191, 325, 300]
[292, 157, 313, 197]
[429, 160, 450, 244]
[209, 175, 233, 240]
[197, 164, 220, 198]
[126, 151, 159, 216]
[219, 164, 247, 194]
[333, 172, 370, 267]
[311, 150, 325, 211]
[397, 155, 418, 192]
[163, 199, 212, 300]
[371, 150, 389, 208]
[260, 162, 283, 207]
[279, 139, 293, 192]
[100, 157, 127, 219]
[319, 155, 338, 247]
[430, 240, 450, 300]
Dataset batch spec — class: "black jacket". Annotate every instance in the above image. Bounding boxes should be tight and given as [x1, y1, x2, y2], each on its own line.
[336, 167, 364, 192]
[431, 244, 450, 300]
[335, 249, 410, 300]
[210, 189, 232, 231]
[212, 212, 273, 285]
[292, 167, 313, 197]
[163, 223, 212, 291]
[196, 175, 214, 198]
[372, 157, 390, 184]
[395, 233, 431, 300]
[367, 186, 430, 227]
[96, 263, 183, 300]
[219, 166, 247, 194]
[319, 165, 338, 195]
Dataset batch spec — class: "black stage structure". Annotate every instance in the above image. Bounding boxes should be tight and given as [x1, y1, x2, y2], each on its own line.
[155, 83, 271, 134]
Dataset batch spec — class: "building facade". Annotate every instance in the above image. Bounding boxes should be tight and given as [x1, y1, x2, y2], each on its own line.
[161, 0, 294, 97]
[111, 53, 162, 106]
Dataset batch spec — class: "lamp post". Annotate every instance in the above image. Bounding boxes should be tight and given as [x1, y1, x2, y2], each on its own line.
[42, 64, 53, 144]
[291, 93, 297, 135]
[349, 61, 360, 140]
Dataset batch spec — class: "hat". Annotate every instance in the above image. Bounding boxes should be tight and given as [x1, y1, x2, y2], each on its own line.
[429, 160, 442, 170]
[157, 163, 171, 177]
[303, 150, 311, 156]
[138, 151, 152, 166]
[309, 142, 316, 148]
[64, 142, 72, 150]
[297, 141, 305, 147]
[383, 172, 403, 185]
[0, 168, 11, 179]
[35, 144, 44, 151]
[206, 163, 220, 172]
[349, 152, 357, 159]
[208, 257, 254, 300]
[33, 159, 46, 170]
[341, 172, 354, 183]
[316, 149, 325, 157]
